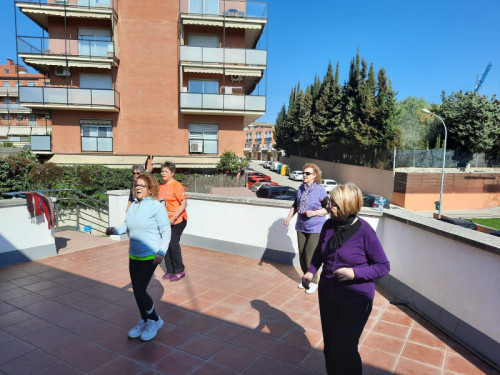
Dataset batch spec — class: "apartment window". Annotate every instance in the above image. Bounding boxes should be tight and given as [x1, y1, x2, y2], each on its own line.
[29, 115, 37, 126]
[78, 28, 112, 57]
[5, 114, 11, 121]
[188, 79, 218, 94]
[27, 81, 36, 87]
[4, 69, 9, 74]
[81, 119, 112, 152]
[2, 81, 9, 87]
[188, 34, 219, 47]
[17, 115, 24, 121]
[189, 123, 218, 154]
[189, 0, 219, 15]
[255, 131, 262, 140]
[80, 73, 112, 89]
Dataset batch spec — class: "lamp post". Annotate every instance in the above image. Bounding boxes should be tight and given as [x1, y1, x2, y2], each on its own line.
[422, 109, 447, 219]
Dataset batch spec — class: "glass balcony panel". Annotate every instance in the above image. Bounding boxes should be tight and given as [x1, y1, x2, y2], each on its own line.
[223, 94, 244, 110]
[246, 49, 266, 65]
[203, 47, 223, 63]
[92, 89, 114, 106]
[181, 92, 202, 108]
[180, 46, 202, 62]
[224, 48, 245, 64]
[202, 94, 223, 109]
[245, 96, 266, 111]
[18, 36, 114, 58]
[68, 88, 91, 105]
[30, 135, 51, 151]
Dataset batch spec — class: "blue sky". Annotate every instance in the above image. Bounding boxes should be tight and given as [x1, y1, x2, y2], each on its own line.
[2, 0, 499, 124]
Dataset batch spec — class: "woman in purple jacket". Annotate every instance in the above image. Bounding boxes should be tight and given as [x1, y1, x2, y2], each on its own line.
[302, 183, 390, 375]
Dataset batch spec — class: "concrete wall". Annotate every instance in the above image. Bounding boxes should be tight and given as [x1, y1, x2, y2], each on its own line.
[0, 199, 57, 266]
[282, 155, 394, 201]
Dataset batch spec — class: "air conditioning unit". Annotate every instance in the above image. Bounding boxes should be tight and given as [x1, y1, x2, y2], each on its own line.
[189, 140, 203, 153]
[55, 66, 70, 76]
[230, 75, 243, 82]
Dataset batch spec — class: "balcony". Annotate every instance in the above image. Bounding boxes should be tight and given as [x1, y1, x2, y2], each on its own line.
[17, 36, 117, 72]
[15, 0, 117, 30]
[0, 87, 19, 97]
[30, 134, 52, 152]
[180, 46, 266, 68]
[0, 103, 32, 114]
[0, 192, 498, 374]
[19, 86, 120, 111]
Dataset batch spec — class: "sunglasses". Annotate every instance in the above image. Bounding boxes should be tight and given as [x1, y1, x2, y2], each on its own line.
[134, 184, 147, 189]
[133, 172, 141, 175]
[303, 172, 314, 176]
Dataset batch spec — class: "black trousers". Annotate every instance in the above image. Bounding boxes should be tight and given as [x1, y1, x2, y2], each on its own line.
[319, 296, 372, 375]
[164, 219, 187, 274]
[129, 258, 158, 321]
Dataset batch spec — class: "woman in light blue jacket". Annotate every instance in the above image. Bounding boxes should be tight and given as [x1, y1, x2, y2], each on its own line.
[106, 173, 170, 341]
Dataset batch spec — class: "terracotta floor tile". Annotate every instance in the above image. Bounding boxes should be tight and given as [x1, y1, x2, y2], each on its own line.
[219, 295, 252, 310]
[89, 356, 146, 375]
[79, 320, 124, 343]
[407, 326, 447, 350]
[35, 284, 73, 298]
[212, 345, 259, 371]
[23, 300, 81, 324]
[181, 335, 227, 359]
[401, 342, 446, 368]
[6, 292, 48, 308]
[23, 280, 58, 292]
[394, 357, 443, 375]
[298, 349, 327, 374]
[23, 325, 75, 348]
[162, 307, 197, 324]
[3, 316, 52, 339]
[0, 348, 57, 375]
[244, 355, 297, 375]
[0, 330, 16, 346]
[41, 333, 97, 359]
[9, 274, 44, 287]
[128, 340, 173, 365]
[206, 322, 248, 343]
[445, 353, 493, 375]
[0, 301, 16, 315]
[0, 309, 33, 328]
[379, 309, 414, 326]
[35, 360, 84, 375]
[235, 286, 268, 300]
[179, 296, 215, 312]
[156, 325, 199, 348]
[225, 310, 260, 329]
[155, 350, 205, 375]
[52, 290, 92, 305]
[233, 330, 276, 353]
[362, 332, 406, 355]
[203, 303, 241, 319]
[64, 344, 119, 372]
[191, 362, 238, 375]
[99, 333, 145, 355]
[0, 267, 32, 281]
[179, 313, 221, 332]
[0, 286, 33, 301]
[359, 346, 398, 372]
[371, 319, 411, 340]
[264, 340, 311, 366]
[0, 338, 36, 365]
[283, 326, 322, 348]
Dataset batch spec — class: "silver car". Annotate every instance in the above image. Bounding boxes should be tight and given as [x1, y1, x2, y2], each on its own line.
[289, 170, 304, 181]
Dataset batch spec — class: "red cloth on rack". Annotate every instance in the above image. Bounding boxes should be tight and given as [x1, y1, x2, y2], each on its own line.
[25, 192, 57, 229]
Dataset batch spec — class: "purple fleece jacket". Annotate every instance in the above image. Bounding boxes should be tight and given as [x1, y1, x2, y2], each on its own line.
[308, 217, 390, 302]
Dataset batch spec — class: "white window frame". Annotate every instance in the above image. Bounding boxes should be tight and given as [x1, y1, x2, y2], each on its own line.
[81, 119, 113, 152]
[189, 123, 218, 154]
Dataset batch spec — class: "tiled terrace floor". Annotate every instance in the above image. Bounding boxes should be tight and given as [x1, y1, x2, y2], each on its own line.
[0, 232, 498, 375]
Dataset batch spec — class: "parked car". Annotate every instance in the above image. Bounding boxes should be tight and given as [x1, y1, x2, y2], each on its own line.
[439, 217, 477, 230]
[363, 194, 391, 209]
[263, 161, 272, 169]
[248, 176, 271, 187]
[289, 170, 304, 181]
[488, 230, 500, 237]
[247, 172, 271, 181]
[249, 181, 278, 192]
[256, 185, 297, 200]
[321, 179, 338, 192]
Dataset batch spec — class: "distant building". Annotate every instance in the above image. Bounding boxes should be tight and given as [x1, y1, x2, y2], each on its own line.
[0, 59, 51, 151]
[14, 0, 268, 169]
[243, 122, 279, 161]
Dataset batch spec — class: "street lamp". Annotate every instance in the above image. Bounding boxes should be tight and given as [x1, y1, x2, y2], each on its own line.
[422, 109, 447, 219]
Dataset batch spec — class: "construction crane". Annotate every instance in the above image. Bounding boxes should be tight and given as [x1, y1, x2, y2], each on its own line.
[474, 62, 492, 92]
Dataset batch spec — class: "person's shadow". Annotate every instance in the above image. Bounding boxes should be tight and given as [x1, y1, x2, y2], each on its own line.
[251, 300, 310, 347]
[259, 219, 301, 283]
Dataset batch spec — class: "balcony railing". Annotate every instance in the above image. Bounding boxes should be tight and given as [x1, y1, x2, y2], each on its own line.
[18, 36, 115, 60]
[180, 46, 266, 66]
[180, 0, 267, 19]
[180, 92, 265, 112]
[19, 86, 120, 110]
[31, 135, 52, 151]
[16, 0, 117, 11]
[0, 87, 19, 96]
[0, 103, 31, 112]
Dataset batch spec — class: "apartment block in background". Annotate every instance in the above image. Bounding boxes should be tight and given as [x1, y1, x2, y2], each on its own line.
[0, 59, 52, 152]
[14, 0, 267, 170]
[243, 121, 279, 161]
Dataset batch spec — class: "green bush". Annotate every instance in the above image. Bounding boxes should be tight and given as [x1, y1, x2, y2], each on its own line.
[1, 142, 14, 147]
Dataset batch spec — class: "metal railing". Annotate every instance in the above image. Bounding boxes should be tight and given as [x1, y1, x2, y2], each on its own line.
[2, 189, 108, 234]
[179, 0, 268, 19]
[19, 86, 120, 110]
[180, 92, 265, 112]
[0, 87, 19, 96]
[18, 36, 115, 60]
[16, 0, 117, 13]
[180, 45, 266, 66]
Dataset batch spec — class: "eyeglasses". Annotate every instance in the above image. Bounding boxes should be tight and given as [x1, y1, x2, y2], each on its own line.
[303, 172, 313, 176]
[327, 199, 339, 208]
[134, 184, 147, 189]
[133, 172, 141, 175]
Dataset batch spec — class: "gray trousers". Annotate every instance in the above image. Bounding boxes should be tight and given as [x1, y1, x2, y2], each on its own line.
[297, 231, 320, 284]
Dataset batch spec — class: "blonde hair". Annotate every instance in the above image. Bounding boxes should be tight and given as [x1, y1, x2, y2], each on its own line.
[134, 173, 160, 199]
[329, 183, 363, 220]
[303, 163, 322, 184]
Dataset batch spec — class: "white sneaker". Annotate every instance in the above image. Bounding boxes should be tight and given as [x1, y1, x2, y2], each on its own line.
[298, 282, 305, 289]
[140, 317, 164, 341]
[305, 282, 318, 294]
[128, 318, 147, 339]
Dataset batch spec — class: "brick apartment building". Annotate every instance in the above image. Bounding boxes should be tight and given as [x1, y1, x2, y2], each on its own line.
[243, 121, 280, 161]
[0, 59, 51, 150]
[14, 0, 267, 169]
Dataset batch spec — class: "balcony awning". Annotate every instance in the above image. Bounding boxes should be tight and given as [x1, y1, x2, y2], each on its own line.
[225, 69, 262, 77]
[21, 7, 112, 20]
[21, 56, 112, 70]
[31, 127, 52, 135]
[0, 127, 8, 137]
[8, 126, 31, 136]
[152, 155, 220, 169]
[225, 22, 262, 30]
[181, 18, 264, 30]
[48, 154, 149, 169]
[184, 67, 223, 74]
[182, 19, 223, 27]
[183, 67, 262, 77]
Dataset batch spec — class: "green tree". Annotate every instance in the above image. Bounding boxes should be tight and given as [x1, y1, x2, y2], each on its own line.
[436, 91, 500, 154]
[216, 150, 244, 174]
[397, 96, 437, 149]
